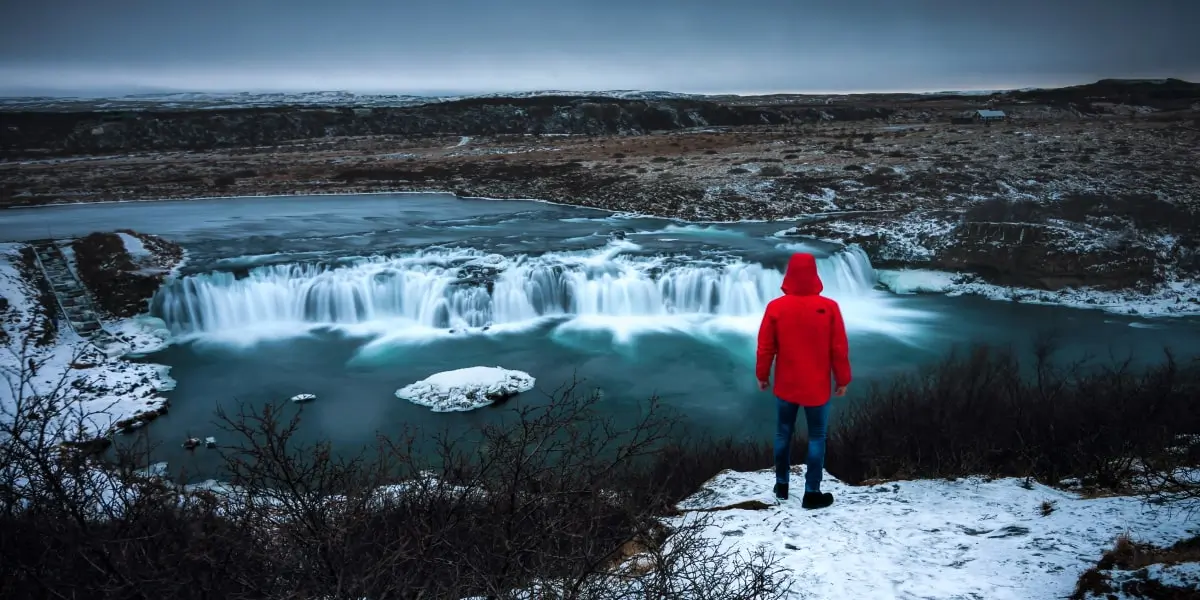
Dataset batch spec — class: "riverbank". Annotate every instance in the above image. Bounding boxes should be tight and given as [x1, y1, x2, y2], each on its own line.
[5, 115, 1197, 304]
[878, 267, 1200, 317]
[0, 242, 176, 442]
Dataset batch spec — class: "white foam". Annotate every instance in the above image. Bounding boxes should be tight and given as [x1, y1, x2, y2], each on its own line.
[153, 245, 938, 347]
[636, 224, 747, 238]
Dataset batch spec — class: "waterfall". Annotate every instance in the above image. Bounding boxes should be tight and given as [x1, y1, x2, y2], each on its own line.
[152, 247, 881, 335]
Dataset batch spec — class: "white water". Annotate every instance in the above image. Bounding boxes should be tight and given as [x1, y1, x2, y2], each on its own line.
[152, 244, 934, 345]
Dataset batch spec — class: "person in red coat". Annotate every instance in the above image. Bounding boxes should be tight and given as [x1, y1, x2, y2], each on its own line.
[756, 253, 852, 508]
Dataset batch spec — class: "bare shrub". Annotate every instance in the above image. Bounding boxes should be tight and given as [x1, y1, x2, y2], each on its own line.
[0, 334, 791, 600]
[827, 343, 1200, 490]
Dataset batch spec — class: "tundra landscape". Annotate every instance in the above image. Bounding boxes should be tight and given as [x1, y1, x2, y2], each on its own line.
[4, 79, 1199, 303]
[2, 71, 1200, 600]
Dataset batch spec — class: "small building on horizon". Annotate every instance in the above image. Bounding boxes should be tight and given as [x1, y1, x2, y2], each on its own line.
[973, 109, 1007, 122]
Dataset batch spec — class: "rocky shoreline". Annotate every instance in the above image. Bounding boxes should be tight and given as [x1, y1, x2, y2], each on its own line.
[0, 232, 184, 447]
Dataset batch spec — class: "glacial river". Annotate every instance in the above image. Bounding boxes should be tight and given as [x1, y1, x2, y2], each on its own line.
[3, 193, 1197, 480]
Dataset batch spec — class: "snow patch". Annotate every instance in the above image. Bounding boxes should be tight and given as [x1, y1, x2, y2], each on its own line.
[877, 269, 962, 294]
[675, 469, 1194, 600]
[117, 232, 150, 262]
[290, 393, 316, 403]
[395, 366, 536, 412]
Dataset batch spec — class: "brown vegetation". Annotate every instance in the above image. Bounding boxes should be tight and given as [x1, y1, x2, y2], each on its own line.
[826, 342, 1200, 490]
[1071, 534, 1200, 599]
[0, 352, 792, 599]
[70, 231, 182, 318]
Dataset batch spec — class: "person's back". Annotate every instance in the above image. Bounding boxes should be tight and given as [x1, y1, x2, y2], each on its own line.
[755, 253, 852, 508]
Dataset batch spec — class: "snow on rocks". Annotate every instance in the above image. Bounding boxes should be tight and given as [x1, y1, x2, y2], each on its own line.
[876, 266, 1200, 317]
[396, 366, 536, 412]
[1089, 562, 1200, 599]
[106, 315, 172, 356]
[673, 468, 1195, 600]
[0, 243, 174, 440]
[945, 278, 1200, 317]
[290, 393, 316, 403]
[136, 462, 169, 479]
[876, 269, 962, 294]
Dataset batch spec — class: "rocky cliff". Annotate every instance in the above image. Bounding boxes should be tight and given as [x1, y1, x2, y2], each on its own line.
[0, 96, 894, 159]
[786, 193, 1197, 293]
[931, 222, 1159, 290]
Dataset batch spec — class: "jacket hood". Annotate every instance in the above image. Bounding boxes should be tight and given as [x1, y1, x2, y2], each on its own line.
[781, 253, 824, 296]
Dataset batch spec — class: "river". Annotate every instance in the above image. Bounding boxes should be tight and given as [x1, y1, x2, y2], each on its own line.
[4, 193, 1198, 481]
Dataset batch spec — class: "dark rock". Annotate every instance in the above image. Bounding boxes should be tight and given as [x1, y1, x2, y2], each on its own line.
[934, 222, 1158, 290]
[71, 231, 183, 318]
[453, 263, 500, 294]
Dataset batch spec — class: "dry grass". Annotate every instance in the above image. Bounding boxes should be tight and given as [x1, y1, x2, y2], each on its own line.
[1071, 534, 1200, 599]
[4, 119, 1195, 217]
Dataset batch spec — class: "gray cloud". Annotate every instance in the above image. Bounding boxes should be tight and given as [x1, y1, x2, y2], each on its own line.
[1, 0, 1196, 95]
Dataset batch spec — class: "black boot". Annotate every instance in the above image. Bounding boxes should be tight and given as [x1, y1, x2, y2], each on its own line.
[801, 491, 834, 509]
[773, 483, 788, 501]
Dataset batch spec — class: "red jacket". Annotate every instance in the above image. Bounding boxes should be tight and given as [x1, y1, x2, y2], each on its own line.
[756, 253, 852, 406]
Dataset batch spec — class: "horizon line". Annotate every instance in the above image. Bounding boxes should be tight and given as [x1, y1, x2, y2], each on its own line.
[0, 76, 1194, 100]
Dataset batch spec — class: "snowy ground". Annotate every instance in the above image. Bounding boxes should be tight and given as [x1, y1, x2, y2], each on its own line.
[396, 366, 536, 412]
[0, 243, 175, 438]
[673, 468, 1199, 600]
[877, 268, 1200, 317]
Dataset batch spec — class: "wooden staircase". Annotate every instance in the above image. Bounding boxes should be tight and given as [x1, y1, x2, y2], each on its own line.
[27, 240, 125, 356]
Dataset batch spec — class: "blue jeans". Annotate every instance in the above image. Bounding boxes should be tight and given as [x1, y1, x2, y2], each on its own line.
[775, 398, 830, 493]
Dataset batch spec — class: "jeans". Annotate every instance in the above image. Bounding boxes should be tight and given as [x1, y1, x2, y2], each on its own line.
[774, 397, 830, 493]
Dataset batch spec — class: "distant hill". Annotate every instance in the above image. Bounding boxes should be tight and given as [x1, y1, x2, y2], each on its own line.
[0, 89, 702, 113]
[1007, 78, 1200, 112]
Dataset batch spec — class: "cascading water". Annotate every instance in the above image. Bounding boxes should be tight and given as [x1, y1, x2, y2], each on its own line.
[151, 245, 908, 339]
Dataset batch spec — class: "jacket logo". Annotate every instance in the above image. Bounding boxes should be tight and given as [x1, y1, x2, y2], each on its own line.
[817, 308, 826, 314]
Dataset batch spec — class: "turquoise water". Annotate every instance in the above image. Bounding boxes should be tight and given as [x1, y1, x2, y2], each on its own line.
[5, 194, 1196, 481]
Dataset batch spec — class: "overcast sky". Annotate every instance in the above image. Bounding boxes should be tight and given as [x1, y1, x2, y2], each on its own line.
[1, 0, 1196, 97]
